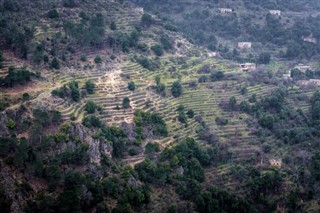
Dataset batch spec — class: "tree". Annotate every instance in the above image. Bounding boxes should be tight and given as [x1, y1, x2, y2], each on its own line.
[85, 101, 98, 114]
[229, 96, 237, 110]
[110, 21, 117, 30]
[68, 81, 80, 102]
[94, 55, 102, 64]
[47, 9, 59, 19]
[171, 81, 182, 97]
[122, 97, 130, 108]
[151, 44, 164, 56]
[187, 109, 195, 118]
[257, 52, 271, 64]
[0, 51, 3, 69]
[141, 13, 153, 27]
[259, 114, 274, 130]
[22, 93, 30, 101]
[128, 81, 136, 91]
[85, 80, 95, 94]
[50, 58, 60, 69]
[210, 71, 224, 81]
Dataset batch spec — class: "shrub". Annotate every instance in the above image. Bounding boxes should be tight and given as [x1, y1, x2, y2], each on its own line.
[145, 143, 160, 154]
[85, 101, 98, 114]
[128, 81, 136, 91]
[171, 81, 182, 97]
[0, 67, 38, 87]
[82, 115, 102, 128]
[110, 21, 117, 30]
[50, 58, 60, 69]
[22, 93, 30, 101]
[187, 109, 195, 118]
[122, 97, 130, 108]
[141, 13, 153, 27]
[85, 80, 95, 94]
[151, 44, 164, 56]
[47, 9, 59, 19]
[80, 55, 87, 62]
[94, 55, 102, 64]
[7, 119, 15, 129]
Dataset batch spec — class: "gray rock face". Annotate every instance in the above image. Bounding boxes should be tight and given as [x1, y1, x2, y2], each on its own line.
[0, 111, 9, 136]
[0, 165, 24, 213]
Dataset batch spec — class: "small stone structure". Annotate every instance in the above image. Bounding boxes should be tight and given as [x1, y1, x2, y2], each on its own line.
[297, 79, 320, 87]
[240, 63, 256, 71]
[294, 64, 312, 72]
[219, 8, 233, 13]
[207, 52, 217, 57]
[269, 159, 282, 168]
[303, 35, 317, 44]
[238, 42, 252, 49]
[282, 70, 292, 80]
[135, 7, 144, 14]
[270, 10, 281, 16]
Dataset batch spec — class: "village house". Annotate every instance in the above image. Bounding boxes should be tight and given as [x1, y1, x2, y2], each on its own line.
[238, 42, 252, 49]
[294, 64, 312, 72]
[240, 63, 256, 71]
[269, 159, 282, 168]
[270, 10, 281, 16]
[282, 70, 292, 80]
[207, 52, 217, 57]
[297, 79, 320, 87]
[303, 35, 317, 44]
[135, 7, 144, 14]
[219, 8, 233, 13]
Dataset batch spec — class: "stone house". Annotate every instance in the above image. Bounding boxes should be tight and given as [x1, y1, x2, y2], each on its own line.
[303, 35, 317, 44]
[135, 7, 144, 14]
[219, 8, 233, 13]
[207, 52, 217, 57]
[282, 70, 292, 80]
[238, 42, 252, 49]
[297, 79, 320, 87]
[270, 10, 281, 16]
[294, 64, 312, 72]
[240, 63, 256, 71]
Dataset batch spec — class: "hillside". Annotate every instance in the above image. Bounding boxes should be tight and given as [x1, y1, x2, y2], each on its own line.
[1, 0, 320, 213]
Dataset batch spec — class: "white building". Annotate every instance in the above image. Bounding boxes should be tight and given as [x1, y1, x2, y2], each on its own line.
[294, 64, 312, 72]
[219, 8, 233, 13]
[240, 63, 256, 71]
[270, 10, 281, 16]
[238, 42, 252, 49]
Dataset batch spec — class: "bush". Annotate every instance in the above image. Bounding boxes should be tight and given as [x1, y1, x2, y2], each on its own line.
[0, 67, 38, 87]
[141, 13, 153, 27]
[171, 81, 182, 97]
[85, 80, 95, 94]
[151, 44, 164, 56]
[50, 58, 60, 69]
[47, 9, 59, 19]
[6, 119, 15, 129]
[128, 148, 139, 156]
[22, 93, 30, 101]
[145, 143, 160, 154]
[82, 115, 102, 128]
[122, 97, 130, 108]
[85, 101, 98, 114]
[94, 55, 102, 64]
[128, 81, 136, 91]
[80, 55, 87, 62]
[187, 109, 195, 118]
[257, 52, 271, 64]
[210, 71, 224, 81]
[0, 52, 3, 69]
[110, 21, 117, 30]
